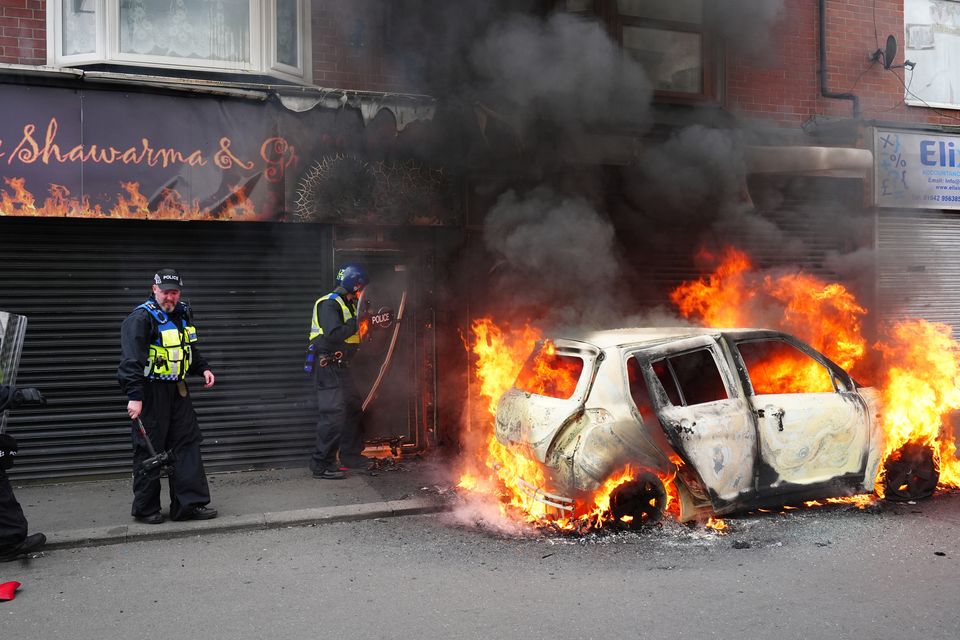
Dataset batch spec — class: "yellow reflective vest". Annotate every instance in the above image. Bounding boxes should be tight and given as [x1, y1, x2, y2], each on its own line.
[138, 301, 198, 381]
[309, 293, 360, 344]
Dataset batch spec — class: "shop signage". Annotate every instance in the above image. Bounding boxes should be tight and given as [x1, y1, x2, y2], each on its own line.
[0, 84, 456, 225]
[875, 128, 960, 210]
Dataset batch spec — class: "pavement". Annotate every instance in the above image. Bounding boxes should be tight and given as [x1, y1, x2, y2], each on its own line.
[6, 456, 457, 552]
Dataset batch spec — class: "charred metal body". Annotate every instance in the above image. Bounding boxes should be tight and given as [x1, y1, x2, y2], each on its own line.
[495, 328, 886, 522]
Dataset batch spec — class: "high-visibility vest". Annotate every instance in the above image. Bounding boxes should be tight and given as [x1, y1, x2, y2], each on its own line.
[309, 293, 360, 344]
[138, 301, 198, 381]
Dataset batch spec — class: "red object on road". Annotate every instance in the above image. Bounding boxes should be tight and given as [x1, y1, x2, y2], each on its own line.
[0, 581, 21, 601]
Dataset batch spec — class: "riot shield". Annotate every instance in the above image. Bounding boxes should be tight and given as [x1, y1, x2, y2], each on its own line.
[352, 271, 407, 406]
[0, 311, 28, 434]
[347, 264, 412, 445]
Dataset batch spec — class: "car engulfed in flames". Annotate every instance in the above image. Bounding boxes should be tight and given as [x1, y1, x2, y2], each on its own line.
[460, 247, 960, 532]
[494, 328, 889, 524]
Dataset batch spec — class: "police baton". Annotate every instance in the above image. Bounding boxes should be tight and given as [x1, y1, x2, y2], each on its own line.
[133, 417, 175, 477]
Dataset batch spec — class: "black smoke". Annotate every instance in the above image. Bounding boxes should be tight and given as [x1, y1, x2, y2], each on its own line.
[389, 1, 875, 325]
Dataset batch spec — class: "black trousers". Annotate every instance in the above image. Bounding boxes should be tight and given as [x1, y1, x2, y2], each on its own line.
[132, 382, 211, 520]
[310, 365, 363, 472]
[0, 467, 27, 548]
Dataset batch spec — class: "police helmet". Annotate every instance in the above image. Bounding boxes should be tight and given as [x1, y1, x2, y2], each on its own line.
[335, 264, 370, 293]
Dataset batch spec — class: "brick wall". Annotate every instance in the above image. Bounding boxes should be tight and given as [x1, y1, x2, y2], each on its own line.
[727, 0, 958, 129]
[0, 0, 44, 65]
[0, 0, 416, 92]
[4, 0, 957, 126]
[311, 0, 415, 93]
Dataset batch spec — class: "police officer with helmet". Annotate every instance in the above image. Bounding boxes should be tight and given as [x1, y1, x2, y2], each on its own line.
[307, 263, 370, 479]
[118, 269, 218, 523]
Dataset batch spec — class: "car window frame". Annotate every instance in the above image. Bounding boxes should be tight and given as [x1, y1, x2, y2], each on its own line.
[513, 340, 589, 401]
[641, 343, 735, 409]
[729, 335, 855, 396]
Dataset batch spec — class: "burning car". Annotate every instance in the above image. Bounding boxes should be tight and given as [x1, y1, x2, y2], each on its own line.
[494, 327, 912, 525]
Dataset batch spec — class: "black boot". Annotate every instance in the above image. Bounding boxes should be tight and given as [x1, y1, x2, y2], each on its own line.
[0, 532, 46, 562]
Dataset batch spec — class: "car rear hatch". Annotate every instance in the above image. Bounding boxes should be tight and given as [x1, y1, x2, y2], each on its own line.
[494, 338, 601, 463]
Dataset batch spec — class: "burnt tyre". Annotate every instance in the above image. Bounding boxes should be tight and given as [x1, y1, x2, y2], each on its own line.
[609, 471, 666, 528]
[883, 441, 940, 502]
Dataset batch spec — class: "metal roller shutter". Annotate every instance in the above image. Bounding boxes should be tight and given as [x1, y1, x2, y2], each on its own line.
[628, 176, 867, 306]
[877, 208, 960, 337]
[0, 216, 333, 480]
[735, 176, 867, 277]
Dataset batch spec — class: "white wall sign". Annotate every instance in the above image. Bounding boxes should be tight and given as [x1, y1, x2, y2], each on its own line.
[875, 129, 960, 209]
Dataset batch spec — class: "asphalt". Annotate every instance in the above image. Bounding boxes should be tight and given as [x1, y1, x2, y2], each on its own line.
[6, 456, 456, 552]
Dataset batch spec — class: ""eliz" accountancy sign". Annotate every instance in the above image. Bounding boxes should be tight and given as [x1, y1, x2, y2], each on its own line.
[875, 129, 960, 209]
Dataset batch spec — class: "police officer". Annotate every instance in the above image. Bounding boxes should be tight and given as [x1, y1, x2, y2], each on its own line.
[307, 264, 370, 479]
[118, 269, 217, 523]
[0, 385, 46, 562]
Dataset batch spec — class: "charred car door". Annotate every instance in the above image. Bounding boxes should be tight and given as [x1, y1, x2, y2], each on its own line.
[638, 337, 756, 504]
[732, 336, 870, 492]
[495, 340, 600, 463]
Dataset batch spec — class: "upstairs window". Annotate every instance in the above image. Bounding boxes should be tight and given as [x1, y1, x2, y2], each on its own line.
[563, 0, 712, 100]
[616, 0, 706, 97]
[51, 0, 309, 82]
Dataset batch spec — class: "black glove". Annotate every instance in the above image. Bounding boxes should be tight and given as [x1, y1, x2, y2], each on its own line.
[0, 433, 16, 470]
[11, 387, 45, 409]
[345, 317, 358, 334]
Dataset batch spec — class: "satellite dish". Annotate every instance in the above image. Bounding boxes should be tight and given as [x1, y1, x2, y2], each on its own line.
[884, 34, 897, 70]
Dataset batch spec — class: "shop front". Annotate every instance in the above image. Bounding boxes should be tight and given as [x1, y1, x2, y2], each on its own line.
[873, 127, 960, 337]
[0, 79, 456, 479]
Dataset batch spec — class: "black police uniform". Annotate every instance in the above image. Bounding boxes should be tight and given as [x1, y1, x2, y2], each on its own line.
[0, 464, 26, 554]
[0, 388, 27, 552]
[0, 385, 46, 560]
[118, 298, 213, 521]
[309, 285, 365, 474]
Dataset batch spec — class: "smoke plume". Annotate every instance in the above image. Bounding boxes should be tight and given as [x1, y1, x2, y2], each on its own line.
[471, 12, 653, 133]
[482, 187, 626, 329]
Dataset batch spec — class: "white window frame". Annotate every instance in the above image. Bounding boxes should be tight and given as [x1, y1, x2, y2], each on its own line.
[48, 0, 312, 84]
[265, 0, 305, 78]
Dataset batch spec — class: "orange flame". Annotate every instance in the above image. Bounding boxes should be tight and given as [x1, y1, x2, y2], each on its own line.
[873, 320, 960, 490]
[514, 340, 583, 399]
[457, 319, 552, 522]
[671, 247, 867, 394]
[1, 177, 261, 221]
[670, 246, 960, 496]
[459, 319, 678, 531]
[670, 247, 754, 328]
[804, 495, 876, 509]
[705, 517, 727, 532]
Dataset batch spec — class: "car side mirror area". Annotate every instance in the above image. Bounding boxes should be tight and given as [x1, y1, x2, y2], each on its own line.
[831, 371, 854, 393]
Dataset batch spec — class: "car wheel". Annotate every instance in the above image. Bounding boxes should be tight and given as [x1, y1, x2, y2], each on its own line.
[609, 471, 666, 528]
[882, 441, 939, 502]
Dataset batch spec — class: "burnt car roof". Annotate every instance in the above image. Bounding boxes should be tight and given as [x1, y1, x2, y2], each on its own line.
[555, 327, 778, 350]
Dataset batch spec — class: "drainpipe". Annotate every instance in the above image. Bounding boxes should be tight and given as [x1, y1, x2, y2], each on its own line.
[818, 0, 860, 119]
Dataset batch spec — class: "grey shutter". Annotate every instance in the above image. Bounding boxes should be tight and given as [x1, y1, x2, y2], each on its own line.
[629, 176, 867, 306]
[0, 217, 333, 479]
[877, 208, 960, 337]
